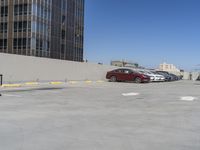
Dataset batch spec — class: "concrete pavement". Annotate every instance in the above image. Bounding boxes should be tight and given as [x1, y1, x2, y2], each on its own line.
[0, 80, 200, 150]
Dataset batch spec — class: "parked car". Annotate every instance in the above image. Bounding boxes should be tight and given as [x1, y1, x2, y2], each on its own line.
[106, 68, 150, 83]
[138, 70, 165, 82]
[155, 71, 172, 81]
[169, 73, 179, 81]
[155, 71, 181, 81]
[137, 70, 155, 81]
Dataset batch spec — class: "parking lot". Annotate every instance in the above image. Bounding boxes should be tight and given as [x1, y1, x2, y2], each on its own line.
[0, 80, 200, 150]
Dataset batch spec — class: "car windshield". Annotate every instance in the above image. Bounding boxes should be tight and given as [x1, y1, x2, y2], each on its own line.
[151, 71, 157, 74]
[137, 71, 144, 74]
[158, 72, 166, 75]
[138, 70, 144, 73]
[146, 71, 153, 74]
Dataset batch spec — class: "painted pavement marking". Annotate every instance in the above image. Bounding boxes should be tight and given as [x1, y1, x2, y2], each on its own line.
[122, 92, 140, 96]
[180, 96, 198, 101]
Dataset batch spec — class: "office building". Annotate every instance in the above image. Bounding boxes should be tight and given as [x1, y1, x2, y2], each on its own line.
[159, 62, 180, 72]
[111, 60, 139, 68]
[0, 0, 84, 61]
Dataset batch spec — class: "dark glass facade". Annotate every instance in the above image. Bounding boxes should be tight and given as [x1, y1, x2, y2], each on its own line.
[0, 0, 84, 62]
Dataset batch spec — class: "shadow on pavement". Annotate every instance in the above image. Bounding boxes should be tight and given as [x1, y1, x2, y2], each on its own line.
[0, 87, 66, 93]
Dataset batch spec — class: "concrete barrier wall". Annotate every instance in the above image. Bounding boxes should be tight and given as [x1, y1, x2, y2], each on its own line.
[192, 72, 200, 81]
[183, 72, 190, 80]
[0, 53, 116, 83]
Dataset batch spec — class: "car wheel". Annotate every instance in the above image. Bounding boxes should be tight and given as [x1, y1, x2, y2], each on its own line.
[110, 76, 117, 82]
[135, 77, 142, 83]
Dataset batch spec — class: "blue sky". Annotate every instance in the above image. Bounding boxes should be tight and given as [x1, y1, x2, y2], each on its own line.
[84, 0, 200, 70]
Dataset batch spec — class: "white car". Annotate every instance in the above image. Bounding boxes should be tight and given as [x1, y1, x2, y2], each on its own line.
[138, 70, 165, 82]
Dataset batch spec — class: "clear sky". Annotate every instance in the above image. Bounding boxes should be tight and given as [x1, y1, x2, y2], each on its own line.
[84, 0, 200, 71]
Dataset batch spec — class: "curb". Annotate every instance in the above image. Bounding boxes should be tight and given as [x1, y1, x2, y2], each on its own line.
[96, 80, 104, 83]
[0, 80, 106, 88]
[85, 80, 92, 84]
[2, 84, 22, 88]
[69, 81, 78, 84]
[25, 82, 39, 85]
[49, 82, 64, 85]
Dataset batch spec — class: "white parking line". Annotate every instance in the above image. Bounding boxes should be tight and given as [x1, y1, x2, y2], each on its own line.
[122, 92, 140, 96]
[180, 96, 197, 101]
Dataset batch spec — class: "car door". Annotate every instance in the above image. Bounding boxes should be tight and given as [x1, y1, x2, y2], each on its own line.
[113, 69, 124, 81]
[122, 69, 134, 81]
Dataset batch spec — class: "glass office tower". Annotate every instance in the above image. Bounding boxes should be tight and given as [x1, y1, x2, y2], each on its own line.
[0, 0, 84, 62]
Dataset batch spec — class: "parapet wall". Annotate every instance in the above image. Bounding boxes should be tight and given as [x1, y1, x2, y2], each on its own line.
[1, 53, 198, 83]
[0, 53, 116, 83]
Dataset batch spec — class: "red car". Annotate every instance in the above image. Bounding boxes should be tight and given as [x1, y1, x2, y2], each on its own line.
[106, 68, 150, 83]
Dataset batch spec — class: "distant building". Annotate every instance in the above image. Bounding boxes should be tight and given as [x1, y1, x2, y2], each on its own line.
[159, 62, 180, 72]
[111, 60, 139, 68]
[0, 0, 84, 62]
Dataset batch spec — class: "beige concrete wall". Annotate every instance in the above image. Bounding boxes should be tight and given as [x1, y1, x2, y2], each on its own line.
[183, 72, 190, 80]
[182, 72, 200, 80]
[0, 53, 116, 83]
[192, 72, 200, 81]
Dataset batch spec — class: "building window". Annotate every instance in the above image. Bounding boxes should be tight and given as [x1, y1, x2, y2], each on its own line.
[0, 39, 7, 49]
[24, 4, 27, 14]
[23, 21, 27, 32]
[1, 6, 8, 17]
[62, 15, 65, 24]
[36, 39, 39, 50]
[36, 39, 43, 50]
[14, 5, 18, 15]
[0, 40, 3, 49]
[14, 4, 31, 16]
[61, 44, 65, 54]
[23, 38, 26, 49]
[62, 30, 65, 39]
[14, 22, 17, 32]
[14, 21, 31, 32]
[13, 38, 30, 49]
[40, 41, 43, 50]
[13, 39, 17, 49]
[0, 22, 7, 33]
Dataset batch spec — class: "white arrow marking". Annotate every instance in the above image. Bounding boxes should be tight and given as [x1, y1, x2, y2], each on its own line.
[180, 96, 197, 101]
[122, 93, 140, 96]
